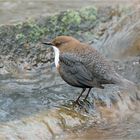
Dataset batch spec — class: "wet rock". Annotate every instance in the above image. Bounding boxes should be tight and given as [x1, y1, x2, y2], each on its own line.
[0, 109, 9, 120]
[0, 108, 96, 140]
[23, 62, 32, 70]
[113, 57, 140, 83]
[0, 57, 4, 68]
[0, 6, 130, 75]
[0, 76, 139, 139]
[0, 5, 140, 140]
[97, 6, 121, 22]
[96, 9, 140, 59]
[0, 62, 4, 68]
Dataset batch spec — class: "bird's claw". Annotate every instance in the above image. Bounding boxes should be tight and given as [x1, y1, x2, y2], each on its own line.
[72, 99, 92, 108]
[83, 99, 92, 106]
[72, 100, 84, 107]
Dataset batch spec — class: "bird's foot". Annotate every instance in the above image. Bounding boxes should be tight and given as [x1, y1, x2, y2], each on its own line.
[72, 99, 85, 107]
[72, 99, 92, 108]
[83, 99, 92, 106]
[73, 100, 80, 106]
[71, 99, 95, 114]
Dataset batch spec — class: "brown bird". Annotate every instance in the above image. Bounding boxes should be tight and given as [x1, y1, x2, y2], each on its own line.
[43, 36, 134, 104]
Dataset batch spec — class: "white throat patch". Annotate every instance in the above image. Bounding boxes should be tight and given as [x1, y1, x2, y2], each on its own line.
[52, 46, 60, 67]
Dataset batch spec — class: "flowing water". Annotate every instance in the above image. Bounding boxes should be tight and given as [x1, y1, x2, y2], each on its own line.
[0, 0, 140, 140]
[0, 65, 140, 140]
[0, 67, 72, 122]
[65, 110, 140, 140]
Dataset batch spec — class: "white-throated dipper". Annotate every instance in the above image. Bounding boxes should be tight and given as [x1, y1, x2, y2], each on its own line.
[42, 36, 134, 104]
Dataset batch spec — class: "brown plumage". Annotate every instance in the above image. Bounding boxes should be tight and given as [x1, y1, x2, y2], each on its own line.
[43, 36, 134, 103]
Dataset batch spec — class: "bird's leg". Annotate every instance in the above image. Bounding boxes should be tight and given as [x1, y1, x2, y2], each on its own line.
[84, 88, 91, 101]
[75, 88, 86, 104]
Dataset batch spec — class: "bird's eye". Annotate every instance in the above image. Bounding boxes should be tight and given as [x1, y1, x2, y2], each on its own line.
[55, 42, 61, 46]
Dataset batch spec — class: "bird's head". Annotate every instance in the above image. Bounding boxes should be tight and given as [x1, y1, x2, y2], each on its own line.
[42, 36, 80, 52]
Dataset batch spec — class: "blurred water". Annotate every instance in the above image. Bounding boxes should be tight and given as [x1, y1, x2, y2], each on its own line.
[65, 111, 140, 140]
[0, 68, 140, 140]
[0, 65, 82, 122]
[0, 0, 93, 24]
[0, 0, 138, 24]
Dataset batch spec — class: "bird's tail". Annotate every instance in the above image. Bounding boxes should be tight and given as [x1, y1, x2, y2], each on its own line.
[112, 73, 136, 89]
[113, 73, 140, 101]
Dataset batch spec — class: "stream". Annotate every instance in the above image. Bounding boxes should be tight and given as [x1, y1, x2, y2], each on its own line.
[0, 1, 140, 140]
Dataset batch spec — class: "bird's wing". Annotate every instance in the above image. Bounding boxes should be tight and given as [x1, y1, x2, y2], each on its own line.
[59, 53, 95, 88]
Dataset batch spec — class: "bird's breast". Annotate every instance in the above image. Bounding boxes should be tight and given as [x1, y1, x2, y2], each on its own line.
[52, 46, 60, 68]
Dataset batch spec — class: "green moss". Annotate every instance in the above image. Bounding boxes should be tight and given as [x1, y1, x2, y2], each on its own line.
[16, 33, 25, 42]
[13, 7, 98, 43]
[16, 23, 23, 29]
[45, 7, 97, 36]
[57, 7, 97, 34]
[46, 15, 58, 35]
[62, 10, 81, 26]
[80, 7, 97, 21]
[28, 22, 47, 42]
[15, 21, 48, 43]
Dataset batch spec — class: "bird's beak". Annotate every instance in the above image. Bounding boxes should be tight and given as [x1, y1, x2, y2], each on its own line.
[42, 42, 53, 46]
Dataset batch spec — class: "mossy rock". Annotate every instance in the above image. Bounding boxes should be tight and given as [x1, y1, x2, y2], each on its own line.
[0, 6, 128, 56]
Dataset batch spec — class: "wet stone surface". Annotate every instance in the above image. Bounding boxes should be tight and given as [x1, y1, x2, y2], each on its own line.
[0, 56, 139, 140]
[0, 4, 140, 140]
